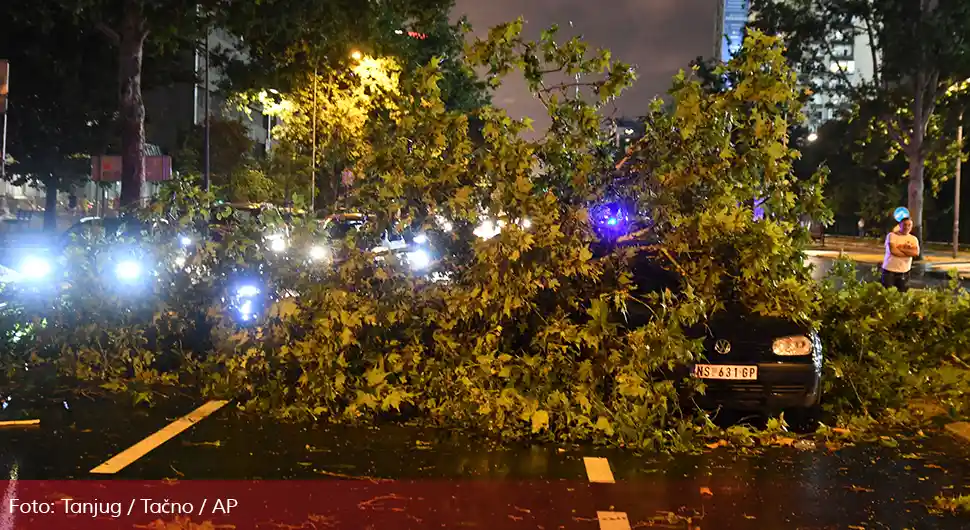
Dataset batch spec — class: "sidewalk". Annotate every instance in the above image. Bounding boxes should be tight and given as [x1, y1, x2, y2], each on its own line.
[808, 236, 970, 279]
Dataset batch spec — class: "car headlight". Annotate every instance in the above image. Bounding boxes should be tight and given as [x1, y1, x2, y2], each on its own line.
[407, 249, 432, 270]
[115, 260, 142, 281]
[474, 220, 500, 240]
[309, 245, 330, 261]
[236, 285, 260, 297]
[268, 235, 287, 253]
[239, 300, 253, 320]
[772, 335, 813, 356]
[18, 256, 52, 280]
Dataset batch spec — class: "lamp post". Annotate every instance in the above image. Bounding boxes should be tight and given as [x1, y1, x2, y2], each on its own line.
[955, 110, 963, 258]
[310, 67, 317, 213]
[946, 77, 970, 258]
[203, 29, 211, 193]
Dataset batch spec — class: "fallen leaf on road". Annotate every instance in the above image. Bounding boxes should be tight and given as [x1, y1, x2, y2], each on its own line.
[772, 437, 795, 447]
[925, 464, 945, 470]
[832, 427, 851, 435]
[743, 514, 756, 519]
[699, 487, 714, 497]
[706, 440, 728, 449]
[849, 485, 874, 493]
[848, 526, 866, 529]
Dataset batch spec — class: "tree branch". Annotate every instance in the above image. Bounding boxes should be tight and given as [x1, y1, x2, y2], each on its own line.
[860, 1, 882, 89]
[96, 22, 121, 46]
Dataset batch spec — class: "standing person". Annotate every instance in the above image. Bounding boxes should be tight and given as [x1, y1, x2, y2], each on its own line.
[881, 207, 920, 292]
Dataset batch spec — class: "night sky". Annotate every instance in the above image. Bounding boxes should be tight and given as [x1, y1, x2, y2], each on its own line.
[453, 0, 717, 128]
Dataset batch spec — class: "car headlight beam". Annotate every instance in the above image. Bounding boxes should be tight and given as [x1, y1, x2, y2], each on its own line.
[115, 260, 142, 281]
[772, 335, 813, 356]
[18, 256, 52, 280]
[309, 245, 330, 261]
[236, 285, 261, 297]
[407, 249, 432, 270]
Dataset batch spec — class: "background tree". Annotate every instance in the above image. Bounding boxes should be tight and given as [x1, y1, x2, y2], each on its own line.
[0, 3, 117, 230]
[175, 114, 257, 198]
[750, 0, 970, 244]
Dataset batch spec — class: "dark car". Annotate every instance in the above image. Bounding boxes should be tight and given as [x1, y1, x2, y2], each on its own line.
[618, 239, 823, 418]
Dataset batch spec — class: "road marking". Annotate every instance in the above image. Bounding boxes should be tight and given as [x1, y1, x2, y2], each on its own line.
[597, 511, 631, 530]
[0, 419, 39, 427]
[946, 422, 970, 443]
[90, 400, 228, 474]
[583, 456, 615, 483]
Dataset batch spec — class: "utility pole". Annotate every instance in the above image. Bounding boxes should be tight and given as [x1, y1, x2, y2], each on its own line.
[310, 66, 317, 212]
[955, 109, 963, 258]
[203, 29, 211, 192]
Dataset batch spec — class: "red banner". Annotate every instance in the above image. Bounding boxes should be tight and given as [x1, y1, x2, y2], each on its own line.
[91, 156, 172, 182]
[0, 480, 598, 529]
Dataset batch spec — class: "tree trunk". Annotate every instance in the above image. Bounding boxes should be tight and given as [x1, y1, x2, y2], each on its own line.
[118, 0, 148, 207]
[907, 148, 926, 245]
[43, 177, 57, 232]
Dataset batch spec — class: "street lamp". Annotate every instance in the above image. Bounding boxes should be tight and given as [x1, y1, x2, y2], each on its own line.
[351, 50, 362, 61]
[946, 77, 970, 258]
[807, 132, 818, 143]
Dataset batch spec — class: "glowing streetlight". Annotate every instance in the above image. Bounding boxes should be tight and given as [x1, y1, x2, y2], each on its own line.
[351, 50, 362, 61]
[806, 132, 818, 142]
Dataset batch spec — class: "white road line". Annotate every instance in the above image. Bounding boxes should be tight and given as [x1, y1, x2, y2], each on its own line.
[583, 456, 616, 483]
[90, 400, 228, 474]
[0, 419, 40, 427]
[597, 511, 631, 530]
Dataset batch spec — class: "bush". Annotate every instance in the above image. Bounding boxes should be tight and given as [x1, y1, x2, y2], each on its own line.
[818, 260, 970, 422]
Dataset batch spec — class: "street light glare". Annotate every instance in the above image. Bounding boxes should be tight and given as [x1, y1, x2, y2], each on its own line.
[351, 50, 362, 61]
[807, 132, 818, 142]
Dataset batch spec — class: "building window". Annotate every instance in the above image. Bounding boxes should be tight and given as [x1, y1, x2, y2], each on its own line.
[829, 60, 855, 74]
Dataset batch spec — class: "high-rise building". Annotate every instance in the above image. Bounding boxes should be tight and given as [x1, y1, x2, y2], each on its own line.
[714, 0, 751, 62]
[801, 30, 876, 131]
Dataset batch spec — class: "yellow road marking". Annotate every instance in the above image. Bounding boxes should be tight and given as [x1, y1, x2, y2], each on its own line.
[945, 422, 970, 443]
[90, 400, 228, 474]
[0, 419, 39, 427]
[597, 511, 631, 530]
[583, 456, 616, 483]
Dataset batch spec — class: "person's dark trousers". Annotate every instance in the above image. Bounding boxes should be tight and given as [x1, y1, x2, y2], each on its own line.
[881, 269, 910, 292]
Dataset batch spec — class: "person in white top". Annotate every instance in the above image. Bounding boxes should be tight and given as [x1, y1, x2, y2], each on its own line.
[881, 211, 920, 292]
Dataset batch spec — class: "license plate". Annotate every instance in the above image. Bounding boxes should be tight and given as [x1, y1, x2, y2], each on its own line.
[692, 364, 758, 380]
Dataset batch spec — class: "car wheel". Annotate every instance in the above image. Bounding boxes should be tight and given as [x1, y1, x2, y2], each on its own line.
[786, 401, 822, 434]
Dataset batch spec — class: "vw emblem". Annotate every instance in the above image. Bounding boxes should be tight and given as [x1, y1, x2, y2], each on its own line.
[714, 339, 731, 355]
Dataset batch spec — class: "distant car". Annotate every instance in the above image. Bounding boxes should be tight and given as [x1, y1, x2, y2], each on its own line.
[315, 212, 436, 273]
[612, 238, 823, 419]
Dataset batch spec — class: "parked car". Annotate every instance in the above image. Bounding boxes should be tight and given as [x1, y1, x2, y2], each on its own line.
[612, 237, 823, 420]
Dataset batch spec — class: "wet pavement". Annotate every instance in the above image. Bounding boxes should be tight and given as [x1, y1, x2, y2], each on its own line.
[2, 394, 969, 528]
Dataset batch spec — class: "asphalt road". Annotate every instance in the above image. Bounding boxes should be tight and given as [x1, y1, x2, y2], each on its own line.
[1, 393, 969, 529]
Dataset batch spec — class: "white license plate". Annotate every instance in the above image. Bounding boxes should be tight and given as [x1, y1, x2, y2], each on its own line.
[692, 364, 758, 380]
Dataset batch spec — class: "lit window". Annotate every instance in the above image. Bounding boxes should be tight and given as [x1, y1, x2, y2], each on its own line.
[829, 60, 855, 73]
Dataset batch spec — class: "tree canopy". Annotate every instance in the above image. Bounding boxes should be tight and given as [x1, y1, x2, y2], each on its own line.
[0, 2, 118, 228]
[750, 0, 970, 242]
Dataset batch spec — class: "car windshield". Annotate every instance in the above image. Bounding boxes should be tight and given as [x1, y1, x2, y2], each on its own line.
[329, 221, 365, 240]
[64, 218, 149, 242]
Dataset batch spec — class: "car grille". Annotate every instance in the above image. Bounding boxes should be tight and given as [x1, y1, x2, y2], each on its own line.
[707, 382, 807, 395]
